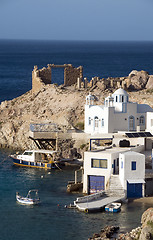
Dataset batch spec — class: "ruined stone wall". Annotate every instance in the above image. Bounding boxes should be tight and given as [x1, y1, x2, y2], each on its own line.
[38, 66, 51, 84]
[32, 65, 51, 94]
[32, 64, 83, 94]
[64, 66, 83, 86]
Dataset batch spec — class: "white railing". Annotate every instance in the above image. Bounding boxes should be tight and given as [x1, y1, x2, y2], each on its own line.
[74, 190, 104, 204]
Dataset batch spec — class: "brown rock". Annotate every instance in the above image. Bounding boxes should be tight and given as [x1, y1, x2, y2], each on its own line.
[146, 75, 153, 90]
[128, 70, 149, 90]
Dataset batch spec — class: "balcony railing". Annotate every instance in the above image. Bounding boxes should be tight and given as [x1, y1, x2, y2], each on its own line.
[30, 123, 58, 132]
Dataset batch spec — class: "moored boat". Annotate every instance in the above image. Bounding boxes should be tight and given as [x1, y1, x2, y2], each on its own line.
[10, 149, 58, 169]
[16, 189, 40, 205]
[105, 202, 121, 213]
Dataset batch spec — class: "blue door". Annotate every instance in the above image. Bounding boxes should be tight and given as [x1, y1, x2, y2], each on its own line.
[88, 176, 105, 194]
[127, 182, 142, 198]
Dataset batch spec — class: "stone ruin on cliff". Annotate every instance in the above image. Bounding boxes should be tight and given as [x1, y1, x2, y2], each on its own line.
[32, 64, 153, 94]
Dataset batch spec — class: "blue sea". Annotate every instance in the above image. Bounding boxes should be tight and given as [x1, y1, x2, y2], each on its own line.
[0, 40, 153, 240]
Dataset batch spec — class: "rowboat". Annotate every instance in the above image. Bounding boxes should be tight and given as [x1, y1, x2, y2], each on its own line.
[16, 189, 40, 205]
[105, 202, 121, 213]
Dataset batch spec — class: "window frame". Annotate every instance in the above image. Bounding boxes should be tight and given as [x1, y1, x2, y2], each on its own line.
[131, 161, 136, 171]
[139, 115, 145, 126]
[91, 158, 107, 169]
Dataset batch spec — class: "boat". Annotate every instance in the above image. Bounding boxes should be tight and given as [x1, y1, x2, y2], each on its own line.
[10, 149, 58, 169]
[16, 189, 40, 205]
[105, 202, 121, 213]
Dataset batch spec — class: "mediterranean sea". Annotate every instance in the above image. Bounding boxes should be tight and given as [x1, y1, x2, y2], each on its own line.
[0, 40, 153, 239]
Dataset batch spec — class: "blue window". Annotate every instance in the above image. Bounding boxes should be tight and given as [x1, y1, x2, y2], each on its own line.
[91, 159, 107, 169]
[131, 161, 136, 170]
[101, 118, 104, 127]
[121, 161, 123, 169]
[88, 117, 91, 125]
[139, 116, 145, 125]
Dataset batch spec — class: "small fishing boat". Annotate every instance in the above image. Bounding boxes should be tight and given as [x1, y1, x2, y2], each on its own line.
[10, 149, 58, 169]
[16, 189, 40, 205]
[105, 202, 121, 213]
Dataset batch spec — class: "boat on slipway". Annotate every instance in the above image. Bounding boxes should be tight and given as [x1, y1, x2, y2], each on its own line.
[105, 202, 121, 213]
[16, 189, 40, 205]
[10, 149, 58, 169]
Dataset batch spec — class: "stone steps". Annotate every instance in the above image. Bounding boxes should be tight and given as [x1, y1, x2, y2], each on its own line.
[106, 175, 125, 197]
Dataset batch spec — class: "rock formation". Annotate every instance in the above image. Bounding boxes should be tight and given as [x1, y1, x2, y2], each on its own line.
[89, 208, 153, 240]
[0, 70, 153, 152]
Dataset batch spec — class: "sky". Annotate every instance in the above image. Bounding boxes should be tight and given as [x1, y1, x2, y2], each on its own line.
[0, 0, 153, 41]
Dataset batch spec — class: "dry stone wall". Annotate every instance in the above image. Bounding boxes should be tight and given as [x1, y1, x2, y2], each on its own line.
[32, 65, 153, 95]
[32, 64, 83, 94]
[64, 65, 83, 86]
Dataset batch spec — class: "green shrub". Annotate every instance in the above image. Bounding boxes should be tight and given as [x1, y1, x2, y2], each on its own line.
[75, 122, 84, 130]
[80, 143, 86, 150]
[146, 89, 153, 93]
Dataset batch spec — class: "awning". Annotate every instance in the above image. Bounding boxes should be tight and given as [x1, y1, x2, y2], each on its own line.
[127, 179, 145, 184]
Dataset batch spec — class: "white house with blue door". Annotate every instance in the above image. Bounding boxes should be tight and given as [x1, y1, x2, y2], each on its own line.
[83, 146, 130, 194]
[83, 147, 145, 198]
[85, 88, 153, 134]
[119, 151, 145, 198]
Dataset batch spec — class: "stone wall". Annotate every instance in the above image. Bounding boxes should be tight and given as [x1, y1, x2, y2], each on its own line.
[64, 65, 83, 86]
[32, 66, 152, 94]
[32, 65, 51, 94]
[32, 64, 83, 94]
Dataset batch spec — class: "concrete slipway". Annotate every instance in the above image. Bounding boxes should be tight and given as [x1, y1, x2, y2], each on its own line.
[74, 192, 125, 212]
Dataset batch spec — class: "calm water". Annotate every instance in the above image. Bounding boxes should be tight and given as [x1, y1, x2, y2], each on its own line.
[0, 40, 153, 102]
[0, 150, 152, 240]
[1, 40, 153, 239]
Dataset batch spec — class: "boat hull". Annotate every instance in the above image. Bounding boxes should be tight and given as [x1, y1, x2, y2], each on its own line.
[105, 203, 121, 213]
[16, 196, 40, 205]
[12, 157, 55, 169]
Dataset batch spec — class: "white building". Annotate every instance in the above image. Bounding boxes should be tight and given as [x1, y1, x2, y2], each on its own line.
[83, 145, 146, 198]
[85, 88, 153, 134]
[82, 88, 153, 199]
[119, 151, 145, 198]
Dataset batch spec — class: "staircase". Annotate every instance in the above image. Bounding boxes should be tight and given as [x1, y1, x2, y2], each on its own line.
[105, 175, 125, 198]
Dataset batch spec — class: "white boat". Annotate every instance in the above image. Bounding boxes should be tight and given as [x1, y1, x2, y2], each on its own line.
[16, 189, 40, 205]
[10, 149, 57, 169]
[105, 202, 121, 213]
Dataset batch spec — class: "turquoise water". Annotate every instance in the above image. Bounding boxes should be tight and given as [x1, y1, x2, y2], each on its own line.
[0, 150, 152, 240]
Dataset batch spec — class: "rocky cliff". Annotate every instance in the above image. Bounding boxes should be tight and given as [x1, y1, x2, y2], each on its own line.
[1, 70, 153, 151]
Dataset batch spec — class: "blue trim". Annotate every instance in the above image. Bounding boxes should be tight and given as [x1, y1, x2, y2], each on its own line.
[139, 115, 145, 126]
[131, 161, 136, 170]
[12, 158, 53, 169]
[122, 103, 127, 113]
[128, 115, 135, 131]
[101, 118, 104, 127]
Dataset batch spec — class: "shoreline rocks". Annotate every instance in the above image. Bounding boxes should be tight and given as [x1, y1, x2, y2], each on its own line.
[89, 208, 153, 240]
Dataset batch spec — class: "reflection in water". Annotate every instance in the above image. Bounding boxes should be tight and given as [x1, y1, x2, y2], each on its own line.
[0, 150, 152, 240]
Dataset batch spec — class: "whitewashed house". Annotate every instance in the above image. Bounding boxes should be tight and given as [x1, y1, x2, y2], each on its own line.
[119, 151, 145, 198]
[85, 88, 153, 134]
[82, 88, 153, 199]
[83, 145, 146, 198]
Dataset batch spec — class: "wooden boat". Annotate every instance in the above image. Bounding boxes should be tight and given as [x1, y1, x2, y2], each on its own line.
[16, 189, 40, 205]
[10, 149, 58, 169]
[105, 202, 121, 213]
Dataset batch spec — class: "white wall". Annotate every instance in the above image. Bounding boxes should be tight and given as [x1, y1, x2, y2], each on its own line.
[119, 151, 145, 190]
[83, 150, 124, 193]
[146, 112, 153, 134]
